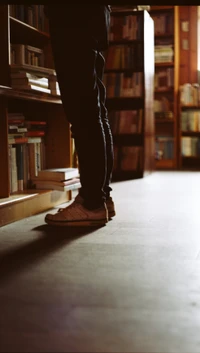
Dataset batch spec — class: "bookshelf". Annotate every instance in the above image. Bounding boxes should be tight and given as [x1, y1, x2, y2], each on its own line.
[104, 8, 155, 180]
[149, 6, 179, 170]
[0, 5, 74, 226]
[178, 83, 200, 170]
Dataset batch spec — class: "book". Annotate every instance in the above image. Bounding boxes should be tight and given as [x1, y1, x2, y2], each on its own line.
[37, 167, 79, 182]
[24, 120, 47, 131]
[8, 136, 28, 144]
[10, 71, 60, 95]
[9, 146, 18, 192]
[11, 64, 56, 77]
[11, 77, 49, 89]
[26, 130, 45, 137]
[11, 83, 51, 94]
[15, 143, 24, 191]
[32, 177, 81, 191]
[11, 43, 45, 66]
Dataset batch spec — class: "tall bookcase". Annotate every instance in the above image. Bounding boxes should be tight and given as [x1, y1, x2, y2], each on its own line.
[149, 6, 180, 170]
[104, 8, 155, 180]
[178, 83, 200, 170]
[0, 5, 74, 226]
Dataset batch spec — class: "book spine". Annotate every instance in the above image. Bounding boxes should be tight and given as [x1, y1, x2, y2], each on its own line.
[15, 143, 24, 191]
[10, 146, 18, 192]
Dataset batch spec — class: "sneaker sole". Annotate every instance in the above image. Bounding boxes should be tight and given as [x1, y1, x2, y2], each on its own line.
[45, 218, 108, 227]
[108, 210, 116, 219]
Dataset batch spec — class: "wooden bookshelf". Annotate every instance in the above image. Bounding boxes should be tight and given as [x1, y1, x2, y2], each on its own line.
[0, 5, 74, 226]
[104, 9, 155, 180]
[178, 87, 200, 170]
[149, 6, 180, 170]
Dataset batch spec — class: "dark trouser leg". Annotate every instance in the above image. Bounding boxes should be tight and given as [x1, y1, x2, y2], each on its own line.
[96, 51, 114, 199]
[48, 24, 107, 209]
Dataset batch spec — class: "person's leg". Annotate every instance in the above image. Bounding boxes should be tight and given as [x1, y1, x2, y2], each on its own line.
[95, 51, 114, 199]
[48, 24, 107, 210]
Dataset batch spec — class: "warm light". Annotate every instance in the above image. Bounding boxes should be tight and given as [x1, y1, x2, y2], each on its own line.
[198, 7, 200, 70]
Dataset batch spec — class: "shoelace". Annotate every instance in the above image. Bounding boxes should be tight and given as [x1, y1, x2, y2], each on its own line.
[57, 198, 81, 213]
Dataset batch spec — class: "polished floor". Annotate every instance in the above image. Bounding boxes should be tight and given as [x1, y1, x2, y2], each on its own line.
[1, 171, 200, 352]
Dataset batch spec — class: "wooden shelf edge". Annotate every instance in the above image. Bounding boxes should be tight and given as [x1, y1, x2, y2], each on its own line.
[0, 189, 71, 227]
[181, 105, 200, 109]
[155, 118, 174, 123]
[155, 159, 175, 169]
[0, 85, 62, 104]
[155, 62, 174, 67]
[150, 6, 174, 11]
[9, 16, 50, 38]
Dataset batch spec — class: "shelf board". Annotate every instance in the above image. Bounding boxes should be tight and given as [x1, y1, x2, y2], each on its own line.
[181, 156, 200, 160]
[155, 159, 175, 169]
[155, 62, 174, 67]
[154, 33, 174, 38]
[182, 131, 200, 137]
[10, 16, 49, 47]
[0, 85, 62, 104]
[150, 6, 174, 12]
[155, 88, 174, 93]
[0, 189, 71, 227]
[181, 105, 200, 110]
[155, 118, 174, 123]
[111, 9, 145, 16]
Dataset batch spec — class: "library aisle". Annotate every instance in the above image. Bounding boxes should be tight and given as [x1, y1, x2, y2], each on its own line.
[1, 171, 200, 352]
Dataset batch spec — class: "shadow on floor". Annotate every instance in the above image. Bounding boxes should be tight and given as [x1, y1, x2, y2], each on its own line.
[0, 224, 103, 284]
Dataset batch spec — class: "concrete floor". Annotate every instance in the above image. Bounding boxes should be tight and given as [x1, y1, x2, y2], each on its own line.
[1, 171, 200, 352]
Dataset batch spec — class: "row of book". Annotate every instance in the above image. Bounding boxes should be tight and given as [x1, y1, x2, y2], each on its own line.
[11, 44, 45, 68]
[103, 72, 143, 98]
[104, 43, 143, 71]
[150, 13, 174, 36]
[109, 109, 143, 135]
[109, 14, 143, 41]
[8, 113, 81, 193]
[8, 112, 47, 143]
[154, 97, 173, 118]
[10, 142, 80, 193]
[155, 45, 174, 63]
[9, 138, 46, 193]
[155, 136, 174, 160]
[180, 83, 200, 106]
[113, 145, 143, 172]
[181, 137, 200, 157]
[8, 112, 46, 192]
[181, 110, 200, 132]
[9, 5, 45, 31]
[154, 68, 174, 91]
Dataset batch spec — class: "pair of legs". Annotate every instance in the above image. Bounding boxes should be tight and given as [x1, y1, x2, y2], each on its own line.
[48, 11, 114, 210]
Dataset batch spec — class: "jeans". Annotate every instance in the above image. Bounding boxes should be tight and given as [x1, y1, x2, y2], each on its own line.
[48, 7, 114, 209]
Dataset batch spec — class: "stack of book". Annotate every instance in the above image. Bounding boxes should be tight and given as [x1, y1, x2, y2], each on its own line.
[11, 71, 60, 96]
[8, 115, 47, 143]
[32, 167, 81, 192]
[10, 44, 60, 95]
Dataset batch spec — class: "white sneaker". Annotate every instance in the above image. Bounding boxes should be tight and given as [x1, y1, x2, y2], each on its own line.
[106, 196, 116, 219]
[45, 194, 108, 227]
